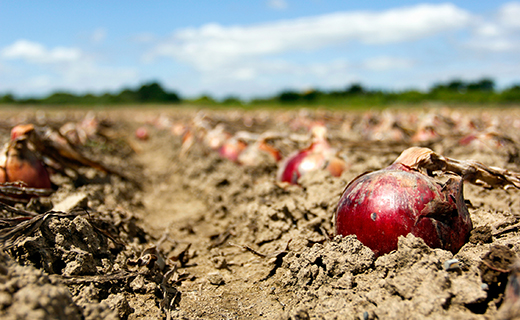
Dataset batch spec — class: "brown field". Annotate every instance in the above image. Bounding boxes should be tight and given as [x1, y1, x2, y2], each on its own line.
[1, 106, 520, 319]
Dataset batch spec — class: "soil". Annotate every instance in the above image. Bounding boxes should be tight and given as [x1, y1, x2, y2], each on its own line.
[1, 106, 520, 319]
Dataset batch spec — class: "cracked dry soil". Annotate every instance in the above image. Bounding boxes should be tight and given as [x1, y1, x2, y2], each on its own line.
[1, 107, 520, 320]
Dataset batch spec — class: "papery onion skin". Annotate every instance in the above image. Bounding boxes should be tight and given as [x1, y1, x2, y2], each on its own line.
[335, 163, 472, 256]
[10, 124, 34, 141]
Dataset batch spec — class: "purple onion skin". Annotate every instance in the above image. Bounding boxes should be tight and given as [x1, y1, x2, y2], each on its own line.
[278, 150, 312, 184]
[335, 163, 472, 256]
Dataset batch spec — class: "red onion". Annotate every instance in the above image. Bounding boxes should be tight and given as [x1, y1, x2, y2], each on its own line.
[218, 138, 247, 163]
[335, 163, 471, 256]
[278, 148, 315, 184]
[9, 123, 118, 179]
[135, 126, 150, 140]
[335, 147, 520, 256]
[0, 136, 52, 190]
[277, 125, 346, 184]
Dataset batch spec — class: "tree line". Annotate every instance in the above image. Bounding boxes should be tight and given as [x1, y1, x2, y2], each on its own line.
[1, 78, 520, 106]
[260, 78, 520, 106]
[0, 82, 180, 105]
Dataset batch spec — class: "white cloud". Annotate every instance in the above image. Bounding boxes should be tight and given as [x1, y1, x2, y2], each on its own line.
[474, 23, 503, 37]
[267, 0, 288, 10]
[1, 39, 82, 64]
[0, 40, 138, 95]
[464, 2, 520, 53]
[177, 59, 355, 98]
[12, 63, 139, 96]
[192, 59, 351, 84]
[362, 56, 414, 71]
[466, 38, 517, 52]
[498, 2, 520, 28]
[145, 3, 472, 71]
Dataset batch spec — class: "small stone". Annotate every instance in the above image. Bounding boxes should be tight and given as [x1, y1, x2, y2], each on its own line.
[207, 272, 225, 285]
[53, 192, 88, 212]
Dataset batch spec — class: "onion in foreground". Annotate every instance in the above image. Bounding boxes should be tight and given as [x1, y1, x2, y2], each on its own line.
[335, 147, 520, 256]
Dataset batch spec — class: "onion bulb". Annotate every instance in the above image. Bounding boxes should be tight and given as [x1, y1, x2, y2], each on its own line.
[335, 147, 520, 256]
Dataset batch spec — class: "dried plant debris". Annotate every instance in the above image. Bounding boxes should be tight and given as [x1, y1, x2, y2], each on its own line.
[0, 108, 519, 319]
[394, 146, 520, 189]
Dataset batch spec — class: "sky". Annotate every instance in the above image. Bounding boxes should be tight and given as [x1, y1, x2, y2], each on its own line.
[1, 0, 519, 100]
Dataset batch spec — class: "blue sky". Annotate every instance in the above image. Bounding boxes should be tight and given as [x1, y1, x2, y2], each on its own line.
[1, 1, 519, 99]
